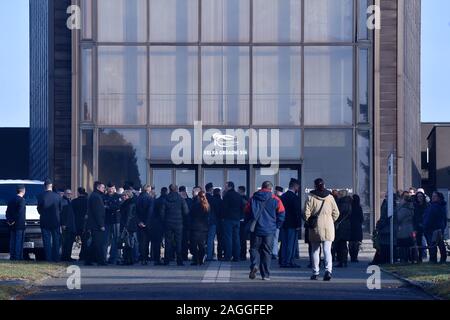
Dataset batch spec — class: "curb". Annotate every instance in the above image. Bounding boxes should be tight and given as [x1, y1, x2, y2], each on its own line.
[380, 267, 443, 300]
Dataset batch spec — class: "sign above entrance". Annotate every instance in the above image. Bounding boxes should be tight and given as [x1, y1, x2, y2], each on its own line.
[170, 122, 280, 175]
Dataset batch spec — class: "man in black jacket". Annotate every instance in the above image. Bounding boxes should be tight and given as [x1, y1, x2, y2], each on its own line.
[137, 184, 155, 265]
[72, 188, 89, 260]
[280, 179, 301, 268]
[85, 181, 107, 266]
[238, 186, 249, 261]
[160, 184, 189, 266]
[6, 185, 26, 261]
[151, 187, 167, 265]
[37, 179, 63, 262]
[104, 183, 121, 264]
[180, 186, 193, 261]
[61, 189, 76, 262]
[222, 181, 245, 262]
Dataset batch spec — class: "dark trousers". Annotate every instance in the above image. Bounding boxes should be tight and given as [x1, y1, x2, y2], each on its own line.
[190, 231, 207, 264]
[181, 228, 190, 261]
[425, 232, 447, 263]
[61, 229, 75, 261]
[138, 226, 151, 262]
[216, 221, 225, 260]
[79, 231, 89, 261]
[164, 226, 183, 264]
[250, 233, 274, 278]
[239, 221, 248, 260]
[280, 228, 298, 266]
[86, 230, 106, 265]
[348, 241, 361, 261]
[41, 228, 61, 262]
[223, 219, 241, 261]
[335, 240, 348, 264]
[9, 229, 25, 261]
[151, 225, 163, 262]
[397, 237, 418, 263]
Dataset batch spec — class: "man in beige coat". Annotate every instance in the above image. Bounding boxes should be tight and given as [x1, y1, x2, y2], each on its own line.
[304, 178, 340, 281]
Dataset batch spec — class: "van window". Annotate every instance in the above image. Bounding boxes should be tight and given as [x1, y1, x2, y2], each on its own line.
[0, 184, 44, 206]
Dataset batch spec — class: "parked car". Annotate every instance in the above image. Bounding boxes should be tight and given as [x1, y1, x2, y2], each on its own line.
[0, 180, 45, 260]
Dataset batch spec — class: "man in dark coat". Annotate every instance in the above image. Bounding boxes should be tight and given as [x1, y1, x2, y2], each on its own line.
[136, 184, 155, 265]
[238, 186, 249, 261]
[104, 183, 121, 264]
[349, 194, 365, 263]
[205, 183, 217, 261]
[335, 192, 353, 267]
[180, 186, 193, 261]
[85, 181, 107, 266]
[280, 179, 301, 268]
[211, 188, 225, 260]
[72, 187, 89, 261]
[6, 185, 26, 261]
[245, 181, 286, 280]
[222, 181, 245, 262]
[37, 179, 63, 262]
[160, 184, 189, 266]
[151, 187, 167, 265]
[61, 189, 76, 262]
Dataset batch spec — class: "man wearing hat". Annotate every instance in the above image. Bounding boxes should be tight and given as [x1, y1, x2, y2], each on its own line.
[280, 178, 302, 268]
[37, 179, 63, 262]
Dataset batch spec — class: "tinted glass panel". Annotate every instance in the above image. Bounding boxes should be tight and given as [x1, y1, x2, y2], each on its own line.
[0, 184, 44, 206]
[357, 130, 370, 209]
[152, 169, 172, 196]
[81, 0, 92, 39]
[81, 48, 93, 122]
[82, 130, 94, 192]
[203, 169, 225, 190]
[359, 48, 369, 123]
[227, 169, 247, 193]
[176, 169, 196, 196]
[150, 129, 194, 161]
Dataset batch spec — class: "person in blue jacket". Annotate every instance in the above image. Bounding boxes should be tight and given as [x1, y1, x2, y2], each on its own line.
[423, 191, 447, 263]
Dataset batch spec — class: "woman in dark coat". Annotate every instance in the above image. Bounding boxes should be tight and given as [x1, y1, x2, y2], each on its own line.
[349, 194, 364, 263]
[335, 192, 352, 267]
[190, 191, 210, 265]
[120, 190, 138, 265]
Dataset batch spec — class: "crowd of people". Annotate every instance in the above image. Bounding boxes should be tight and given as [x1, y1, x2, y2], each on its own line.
[371, 187, 448, 265]
[5, 177, 448, 282]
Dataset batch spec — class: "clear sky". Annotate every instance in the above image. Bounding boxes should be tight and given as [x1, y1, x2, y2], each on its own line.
[0, 1, 449, 127]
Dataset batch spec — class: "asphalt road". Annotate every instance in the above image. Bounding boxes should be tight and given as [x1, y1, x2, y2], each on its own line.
[26, 256, 432, 300]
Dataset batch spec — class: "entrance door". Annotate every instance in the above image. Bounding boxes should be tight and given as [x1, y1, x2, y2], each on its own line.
[254, 166, 300, 192]
[151, 166, 198, 196]
[202, 166, 249, 195]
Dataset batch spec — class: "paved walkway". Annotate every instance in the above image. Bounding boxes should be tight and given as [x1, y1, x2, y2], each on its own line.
[26, 254, 432, 300]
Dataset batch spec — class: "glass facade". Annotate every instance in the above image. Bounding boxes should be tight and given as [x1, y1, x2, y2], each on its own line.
[78, 0, 372, 211]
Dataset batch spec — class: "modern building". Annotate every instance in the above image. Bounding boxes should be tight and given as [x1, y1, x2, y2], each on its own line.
[30, 0, 422, 233]
[421, 123, 450, 194]
[29, 0, 72, 189]
[0, 128, 30, 179]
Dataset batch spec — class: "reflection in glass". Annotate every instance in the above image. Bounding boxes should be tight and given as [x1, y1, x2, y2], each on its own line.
[304, 46, 353, 126]
[81, 130, 94, 192]
[150, 0, 198, 42]
[152, 169, 173, 196]
[201, 47, 250, 125]
[303, 129, 353, 192]
[81, 48, 92, 122]
[357, 131, 370, 209]
[359, 48, 369, 123]
[98, 129, 147, 188]
[253, 0, 301, 42]
[304, 0, 353, 42]
[202, 0, 250, 42]
[253, 47, 301, 125]
[97, 0, 147, 42]
[150, 47, 198, 125]
[98, 46, 147, 125]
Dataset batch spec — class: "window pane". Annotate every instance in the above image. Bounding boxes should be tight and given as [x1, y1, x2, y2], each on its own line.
[150, 46, 198, 125]
[304, 0, 353, 42]
[176, 169, 196, 196]
[201, 47, 250, 125]
[150, 129, 194, 161]
[253, 47, 301, 125]
[81, 48, 93, 122]
[204, 169, 225, 190]
[98, 46, 147, 125]
[202, 0, 250, 42]
[253, 0, 301, 42]
[278, 129, 301, 160]
[149, 0, 198, 42]
[359, 48, 369, 123]
[279, 168, 299, 191]
[152, 169, 172, 196]
[304, 46, 353, 126]
[304, 129, 353, 192]
[81, 0, 92, 39]
[97, 0, 147, 42]
[81, 130, 94, 192]
[357, 130, 371, 209]
[255, 168, 275, 191]
[98, 129, 148, 188]
[227, 169, 247, 193]
[358, 0, 371, 40]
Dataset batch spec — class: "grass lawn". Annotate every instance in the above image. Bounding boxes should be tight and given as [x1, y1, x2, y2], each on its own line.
[383, 263, 450, 300]
[0, 261, 66, 300]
